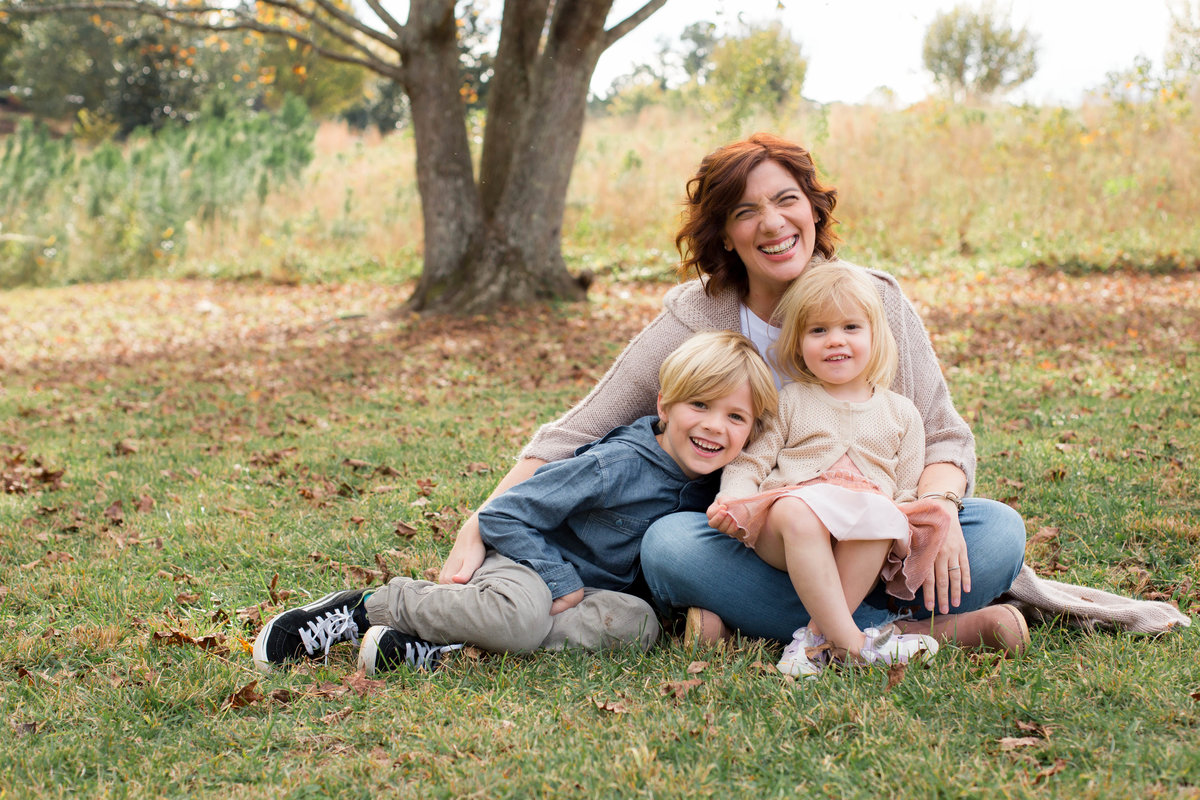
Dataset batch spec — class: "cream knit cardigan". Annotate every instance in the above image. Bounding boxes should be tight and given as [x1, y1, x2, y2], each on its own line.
[519, 261, 1192, 634]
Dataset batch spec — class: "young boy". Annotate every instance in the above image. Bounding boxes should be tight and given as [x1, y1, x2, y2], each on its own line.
[253, 331, 777, 674]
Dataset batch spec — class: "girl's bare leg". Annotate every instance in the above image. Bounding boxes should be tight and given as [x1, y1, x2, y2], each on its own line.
[832, 538, 892, 617]
[754, 497, 865, 654]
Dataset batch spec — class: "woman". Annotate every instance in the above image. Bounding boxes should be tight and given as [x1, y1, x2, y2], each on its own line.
[439, 132, 1029, 652]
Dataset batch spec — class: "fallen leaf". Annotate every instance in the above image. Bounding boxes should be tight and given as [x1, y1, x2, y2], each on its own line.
[114, 439, 139, 456]
[12, 721, 38, 736]
[343, 669, 386, 697]
[221, 680, 264, 710]
[686, 661, 708, 674]
[103, 500, 125, 525]
[885, 662, 907, 689]
[135, 494, 155, 513]
[321, 708, 353, 725]
[1034, 757, 1068, 782]
[660, 678, 703, 699]
[1000, 736, 1042, 750]
[591, 696, 630, 714]
[394, 520, 419, 538]
[175, 592, 201, 605]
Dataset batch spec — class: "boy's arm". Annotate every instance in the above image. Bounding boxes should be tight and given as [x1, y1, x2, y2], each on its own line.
[477, 455, 608, 602]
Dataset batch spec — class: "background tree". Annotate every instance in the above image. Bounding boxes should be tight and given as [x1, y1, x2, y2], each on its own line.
[4, 14, 259, 134]
[922, 2, 1039, 102]
[706, 21, 806, 128]
[3, 0, 667, 315]
[1166, 0, 1200, 85]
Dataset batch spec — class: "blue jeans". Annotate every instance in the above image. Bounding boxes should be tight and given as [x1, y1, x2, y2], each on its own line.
[640, 497, 1026, 642]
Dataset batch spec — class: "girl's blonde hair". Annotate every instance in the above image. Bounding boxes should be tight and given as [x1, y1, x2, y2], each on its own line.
[659, 331, 778, 443]
[771, 263, 898, 389]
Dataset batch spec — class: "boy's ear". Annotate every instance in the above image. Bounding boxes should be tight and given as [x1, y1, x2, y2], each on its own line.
[655, 393, 668, 425]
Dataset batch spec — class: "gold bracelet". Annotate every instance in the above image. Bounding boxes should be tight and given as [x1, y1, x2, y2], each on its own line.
[918, 490, 964, 511]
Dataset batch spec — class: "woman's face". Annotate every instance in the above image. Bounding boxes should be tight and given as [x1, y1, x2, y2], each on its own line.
[722, 159, 817, 308]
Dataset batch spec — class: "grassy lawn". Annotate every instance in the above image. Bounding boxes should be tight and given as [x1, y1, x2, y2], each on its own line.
[2, 268, 1199, 798]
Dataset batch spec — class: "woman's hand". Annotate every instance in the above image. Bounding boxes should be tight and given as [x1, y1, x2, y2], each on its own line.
[550, 588, 585, 615]
[923, 499, 971, 613]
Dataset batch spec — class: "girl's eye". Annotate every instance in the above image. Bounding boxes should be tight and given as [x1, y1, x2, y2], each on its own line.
[690, 401, 707, 410]
[729, 413, 746, 423]
[808, 327, 826, 335]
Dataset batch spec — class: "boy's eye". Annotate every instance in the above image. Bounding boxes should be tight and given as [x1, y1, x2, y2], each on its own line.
[689, 400, 708, 410]
[729, 413, 746, 423]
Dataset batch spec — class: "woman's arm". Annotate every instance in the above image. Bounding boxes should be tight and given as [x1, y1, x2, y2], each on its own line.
[916, 461, 971, 613]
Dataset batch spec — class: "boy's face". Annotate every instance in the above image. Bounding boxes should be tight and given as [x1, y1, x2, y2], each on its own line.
[655, 380, 755, 480]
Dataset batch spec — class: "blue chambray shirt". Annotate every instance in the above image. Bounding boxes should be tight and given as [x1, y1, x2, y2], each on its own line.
[478, 416, 720, 599]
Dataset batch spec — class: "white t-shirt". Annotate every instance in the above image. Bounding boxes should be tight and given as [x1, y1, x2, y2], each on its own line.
[739, 303, 787, 389]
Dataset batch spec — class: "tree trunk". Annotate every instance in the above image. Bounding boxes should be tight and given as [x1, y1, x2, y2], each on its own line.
[401, 0, 486, 312]
[406, 0, 623, 315]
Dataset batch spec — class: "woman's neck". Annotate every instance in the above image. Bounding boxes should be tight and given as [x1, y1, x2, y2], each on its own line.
[743, 288, 783, 324]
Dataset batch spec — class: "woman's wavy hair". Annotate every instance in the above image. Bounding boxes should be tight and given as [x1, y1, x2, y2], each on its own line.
[675, 132, 840, 298]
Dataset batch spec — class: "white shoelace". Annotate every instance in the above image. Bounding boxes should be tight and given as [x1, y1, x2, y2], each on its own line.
[405, 641, 464, 670]
[298, 607, 360, 659]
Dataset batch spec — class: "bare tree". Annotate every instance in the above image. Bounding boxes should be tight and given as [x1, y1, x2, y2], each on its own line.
[2, 0, 668, 314]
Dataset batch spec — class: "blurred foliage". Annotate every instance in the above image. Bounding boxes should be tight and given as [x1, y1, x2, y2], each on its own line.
[706, 21, 807, 132]
[922, 2, 1039, 101]
[257, 32, 368, 119]
[3, 14, 263, 135]
[0, 95, 315, 286]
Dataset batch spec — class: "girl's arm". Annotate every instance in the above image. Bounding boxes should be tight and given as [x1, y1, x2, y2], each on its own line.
[894, 400, 926, 502]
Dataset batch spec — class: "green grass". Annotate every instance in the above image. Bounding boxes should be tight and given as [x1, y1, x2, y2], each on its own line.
[2, 269, 1199, 798]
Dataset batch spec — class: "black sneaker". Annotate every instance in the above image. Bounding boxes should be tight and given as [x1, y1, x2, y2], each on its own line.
[357, 625, 463, 675]
[252, 589, 369, 672]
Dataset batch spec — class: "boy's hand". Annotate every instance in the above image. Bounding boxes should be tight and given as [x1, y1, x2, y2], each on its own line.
[550, 588, 585, 615]
[438, 515, 486, 584]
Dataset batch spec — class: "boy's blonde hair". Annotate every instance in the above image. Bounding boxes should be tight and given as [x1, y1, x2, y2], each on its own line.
[658, 330, 778, 443]
[771, 263, 899, 389]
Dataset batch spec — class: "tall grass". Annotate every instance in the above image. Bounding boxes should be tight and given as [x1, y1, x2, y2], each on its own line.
[0, 96, 315, 288]
[2, 90, 1198, 289]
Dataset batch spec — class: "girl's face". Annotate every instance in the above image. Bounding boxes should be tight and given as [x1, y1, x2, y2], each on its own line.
[722, 159, 817, 310]
[656, 380, 755, 480]
[801, 302, 873, 400]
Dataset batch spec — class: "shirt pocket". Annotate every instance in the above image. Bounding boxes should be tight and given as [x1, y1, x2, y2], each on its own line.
[579, 509, 652, 573]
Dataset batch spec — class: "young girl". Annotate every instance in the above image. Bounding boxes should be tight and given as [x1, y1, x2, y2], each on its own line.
[707, 263, 941, 676]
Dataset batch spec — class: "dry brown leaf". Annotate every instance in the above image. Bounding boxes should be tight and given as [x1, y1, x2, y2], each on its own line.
[1000, 736, 1042, 750]
[686, 660, 708, 674]
[320, 708, 354, 725]
[221, 681, 264, 710]
[885, 662, 907, 689]
[394, 520, 419, 538]
[590, 696, 630, 714]
[660, 679, 703, 699]
[1034, 757, 1068, 782]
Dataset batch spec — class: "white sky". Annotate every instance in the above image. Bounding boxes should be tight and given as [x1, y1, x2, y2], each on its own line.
[596, 0, 1178, 104]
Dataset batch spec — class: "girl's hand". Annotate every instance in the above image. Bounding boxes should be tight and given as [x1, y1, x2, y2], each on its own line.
[923, 500, 971, 613]
[706, 499, 741, 538]
[550, 588, 585, 615]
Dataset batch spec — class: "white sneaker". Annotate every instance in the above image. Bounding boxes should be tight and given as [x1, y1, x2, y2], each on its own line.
[776, 626, 828, 677]
[855, 625, 938, 666]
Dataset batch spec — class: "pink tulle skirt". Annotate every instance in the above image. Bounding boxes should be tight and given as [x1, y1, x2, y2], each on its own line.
[721, 468, 951, 601]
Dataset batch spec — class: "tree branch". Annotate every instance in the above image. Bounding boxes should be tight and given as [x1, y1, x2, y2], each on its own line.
[603, 0, 668, 50]
[4, 0, 404, 81]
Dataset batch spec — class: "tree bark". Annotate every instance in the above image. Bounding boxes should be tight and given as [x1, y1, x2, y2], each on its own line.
[406, 0, 666, 316]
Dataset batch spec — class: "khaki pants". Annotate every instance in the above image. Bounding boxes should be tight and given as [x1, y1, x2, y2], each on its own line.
[363, 552, 660, 653]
